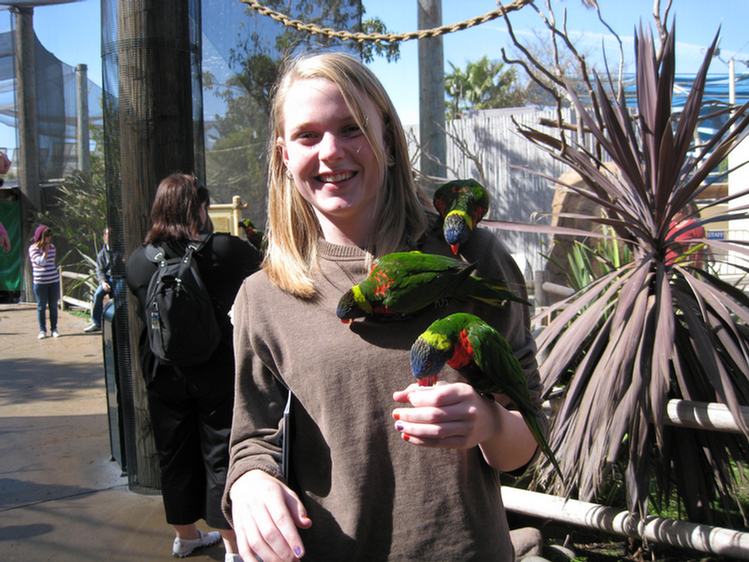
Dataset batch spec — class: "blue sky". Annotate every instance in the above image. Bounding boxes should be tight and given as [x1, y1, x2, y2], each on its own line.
[4, 0, 749, 149]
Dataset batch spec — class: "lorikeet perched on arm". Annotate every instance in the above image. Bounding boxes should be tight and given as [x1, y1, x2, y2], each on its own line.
[239, 218, 267, 254]
[433, 179, 490, 254]
[410, 312, 561, 477]
[336, 251, 528, 323]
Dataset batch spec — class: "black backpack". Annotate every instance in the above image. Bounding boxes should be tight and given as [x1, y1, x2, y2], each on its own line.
[144, 234, 221, 366]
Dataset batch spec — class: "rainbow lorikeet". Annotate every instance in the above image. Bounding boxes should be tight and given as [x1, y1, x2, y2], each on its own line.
[336, 251, 528, 323]
[433, 179, 490, 255]
[239, 218, 267, 253]
[410, 313, 561, 477]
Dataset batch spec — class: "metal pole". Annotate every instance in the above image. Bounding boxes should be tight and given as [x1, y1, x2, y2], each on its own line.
[76, 64, 91, 174]
[417, 0, 446, 193]
[503, 488, 749, 560]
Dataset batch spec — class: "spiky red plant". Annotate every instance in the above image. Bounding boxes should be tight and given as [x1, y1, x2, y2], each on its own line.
[489, 24, 749, 522]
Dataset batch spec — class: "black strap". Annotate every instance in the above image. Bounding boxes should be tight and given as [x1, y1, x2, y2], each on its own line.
[145, 233, 214, 266]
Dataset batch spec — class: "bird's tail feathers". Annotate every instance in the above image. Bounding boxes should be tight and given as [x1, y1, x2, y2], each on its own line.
[523, 412, 564, 481]
[459, 277, 530, 308]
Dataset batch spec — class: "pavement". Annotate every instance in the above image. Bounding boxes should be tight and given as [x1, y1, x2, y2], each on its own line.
[0, 303, 229, 562]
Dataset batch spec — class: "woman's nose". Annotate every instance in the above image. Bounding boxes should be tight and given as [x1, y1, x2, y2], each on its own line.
[318, 132, 345, 161]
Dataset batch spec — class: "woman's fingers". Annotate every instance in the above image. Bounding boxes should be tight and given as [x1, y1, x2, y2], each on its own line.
[232, 471, 308, 562]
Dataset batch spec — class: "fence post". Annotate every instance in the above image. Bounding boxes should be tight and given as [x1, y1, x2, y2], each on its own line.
[534, 269, 548, 307]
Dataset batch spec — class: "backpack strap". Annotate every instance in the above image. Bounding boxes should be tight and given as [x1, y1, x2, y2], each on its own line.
[145, 244, 167, 266]
[145, 233, 214, 267]
[182, 233, 213, 264]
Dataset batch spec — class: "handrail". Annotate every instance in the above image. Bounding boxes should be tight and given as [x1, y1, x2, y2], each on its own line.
[502, 488, 749, 560]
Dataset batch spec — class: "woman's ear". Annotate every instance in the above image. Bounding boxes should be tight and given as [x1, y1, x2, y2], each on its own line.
[277, 137, 288, 167]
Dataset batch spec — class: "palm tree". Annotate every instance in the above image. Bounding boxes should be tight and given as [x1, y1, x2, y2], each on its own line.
[445, 56, 523, 118]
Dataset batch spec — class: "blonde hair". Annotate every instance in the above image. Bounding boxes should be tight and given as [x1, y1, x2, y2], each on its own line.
[264, 52, 428, 298]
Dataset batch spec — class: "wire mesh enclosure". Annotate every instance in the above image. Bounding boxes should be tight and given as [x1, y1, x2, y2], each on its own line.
[101, 0, 363, 494]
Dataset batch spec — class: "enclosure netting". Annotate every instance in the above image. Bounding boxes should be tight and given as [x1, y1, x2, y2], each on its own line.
[101, 0, 362, 493]
[0, 17, 103, 177]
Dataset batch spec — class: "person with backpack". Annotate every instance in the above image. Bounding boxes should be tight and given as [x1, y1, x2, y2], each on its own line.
[126, 173, 261, 562]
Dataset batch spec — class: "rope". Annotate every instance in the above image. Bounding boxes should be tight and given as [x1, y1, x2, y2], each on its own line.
[237, 0, 534, 44]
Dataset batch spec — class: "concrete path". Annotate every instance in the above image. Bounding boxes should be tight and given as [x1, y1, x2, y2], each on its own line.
[0, 303, 227, 561]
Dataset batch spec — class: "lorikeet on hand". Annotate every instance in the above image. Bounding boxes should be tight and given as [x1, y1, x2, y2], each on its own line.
[433, 179, 490, 254]
[410, 312, 562, 477]
[336, 251, 528, 323]
[239, 218, 267, 253]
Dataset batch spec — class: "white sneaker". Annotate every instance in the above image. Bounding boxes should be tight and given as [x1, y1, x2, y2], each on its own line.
[172, 530, 221, 558]
[38, 331, 47, 339]
[52, 330, 61, 338]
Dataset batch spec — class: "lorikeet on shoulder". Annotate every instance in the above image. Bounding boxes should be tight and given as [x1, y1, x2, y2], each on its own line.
[336, 251, 528, 323]
[239, 218, 267, 254]
[410, 312, 562, 478]
[433, 179, 490, 255]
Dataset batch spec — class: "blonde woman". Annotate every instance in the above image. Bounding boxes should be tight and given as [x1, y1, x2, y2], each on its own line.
[225, 53, 544, 562]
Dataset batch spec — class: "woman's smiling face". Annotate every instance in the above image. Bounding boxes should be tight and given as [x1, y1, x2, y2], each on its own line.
[278, 77, 387, 242]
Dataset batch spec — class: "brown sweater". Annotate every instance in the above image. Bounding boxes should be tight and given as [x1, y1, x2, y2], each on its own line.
[224, 226, 544, 561]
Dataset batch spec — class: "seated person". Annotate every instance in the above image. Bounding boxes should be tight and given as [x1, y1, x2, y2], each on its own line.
[84, 228, 119, 332]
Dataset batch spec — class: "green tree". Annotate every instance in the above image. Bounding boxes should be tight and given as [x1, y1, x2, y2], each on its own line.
[445, 56, 524, 119]
[204, 1, 399, 226]
[35, 123, 108, 268]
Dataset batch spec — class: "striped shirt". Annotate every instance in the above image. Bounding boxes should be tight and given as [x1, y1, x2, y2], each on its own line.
[29, 244, 60, 284]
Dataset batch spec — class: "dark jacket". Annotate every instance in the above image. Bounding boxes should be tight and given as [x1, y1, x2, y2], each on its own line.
[126, 232, 261, 384]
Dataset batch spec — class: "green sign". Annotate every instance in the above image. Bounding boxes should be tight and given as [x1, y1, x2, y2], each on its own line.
[0, 200, 22, 291]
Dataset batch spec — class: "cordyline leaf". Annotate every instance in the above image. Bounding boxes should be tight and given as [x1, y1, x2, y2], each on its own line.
[627, 409, 652, 518]
[684, 133, 749, 199]
[671, 31, 720, 176]
[684, 100, 749, 186]
[694, 268, 749, 315]
[610, 258, 651, 332]
[516, 19, 749, 521]
[592, 76, 648, 200]
[651, 264, 675, 447]
[507, 141, 650, 239]
[634, 24, 659, 197]
[675, 289, 739, 415]
[598, 288, 652, 454]
[653, 30, 677, 215]
[701, 239, 749, 260]
[535, 268, 629, 366]
[544, 272, 635, 418]
[483, 218, 617, 239]
[565, 76, 643, 199]
[681, 271, 749, 362]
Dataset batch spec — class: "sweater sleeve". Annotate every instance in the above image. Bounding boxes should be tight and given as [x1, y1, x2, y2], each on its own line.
[29, 245, 46, 266]
[222, 277, 290, 526]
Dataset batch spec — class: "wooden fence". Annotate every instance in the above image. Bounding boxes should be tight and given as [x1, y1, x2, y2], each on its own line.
[59, 267, 91, 312]
[407, 107, 577, 274]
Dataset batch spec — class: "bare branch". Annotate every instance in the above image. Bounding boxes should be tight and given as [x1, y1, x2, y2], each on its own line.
[653, 0, 674, 61]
